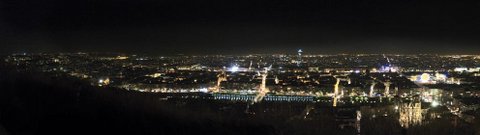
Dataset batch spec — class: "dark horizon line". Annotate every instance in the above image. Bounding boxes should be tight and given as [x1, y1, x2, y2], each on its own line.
[3, 51, 480, 56]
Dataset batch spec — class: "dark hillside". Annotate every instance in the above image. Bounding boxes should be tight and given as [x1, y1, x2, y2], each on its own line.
[0, 63, 275, 135]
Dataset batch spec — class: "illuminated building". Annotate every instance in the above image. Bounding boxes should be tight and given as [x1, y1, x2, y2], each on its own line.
[411, 73, 450, 84]
[454, 67, 480, 73]
[399, 101, 423, 128]
[116, 56, 129, 60]
[147, 73, 164, 78]
[380, 65, 399, 72]
[420, 73, 430, 83]
[435, 73, 447, 82]
[98, 78, 111, 86]
[177, 64, 205, 71]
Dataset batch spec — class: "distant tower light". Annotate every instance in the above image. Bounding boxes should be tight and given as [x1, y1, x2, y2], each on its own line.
[297, 49, 303, 66]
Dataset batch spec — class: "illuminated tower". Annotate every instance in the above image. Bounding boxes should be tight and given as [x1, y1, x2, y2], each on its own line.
[369, 81, 377, 97]
[333, 78, 340, 107]
[274, 76, 279, 84]
[248, 60, 253, 71]
[297, 49, 303, 66]
[384, 81, 391, 97]
[252, 66, 271, 104]
[209, 69, 227, 93]
[334, 78, 340, 95]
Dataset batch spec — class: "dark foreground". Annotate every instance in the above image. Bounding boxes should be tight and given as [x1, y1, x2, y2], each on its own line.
[0, 66, 278, 135]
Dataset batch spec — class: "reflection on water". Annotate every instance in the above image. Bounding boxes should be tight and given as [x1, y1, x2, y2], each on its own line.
[356, 110, 361, 134]
[160, 89, 477, 134]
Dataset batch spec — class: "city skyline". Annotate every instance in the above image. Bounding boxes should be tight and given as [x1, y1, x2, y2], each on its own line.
[2, 52, 480, 134]
[1, 1, 480, 134]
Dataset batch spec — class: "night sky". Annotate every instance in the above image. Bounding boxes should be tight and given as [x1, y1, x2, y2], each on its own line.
[1, 0, 480, 55]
